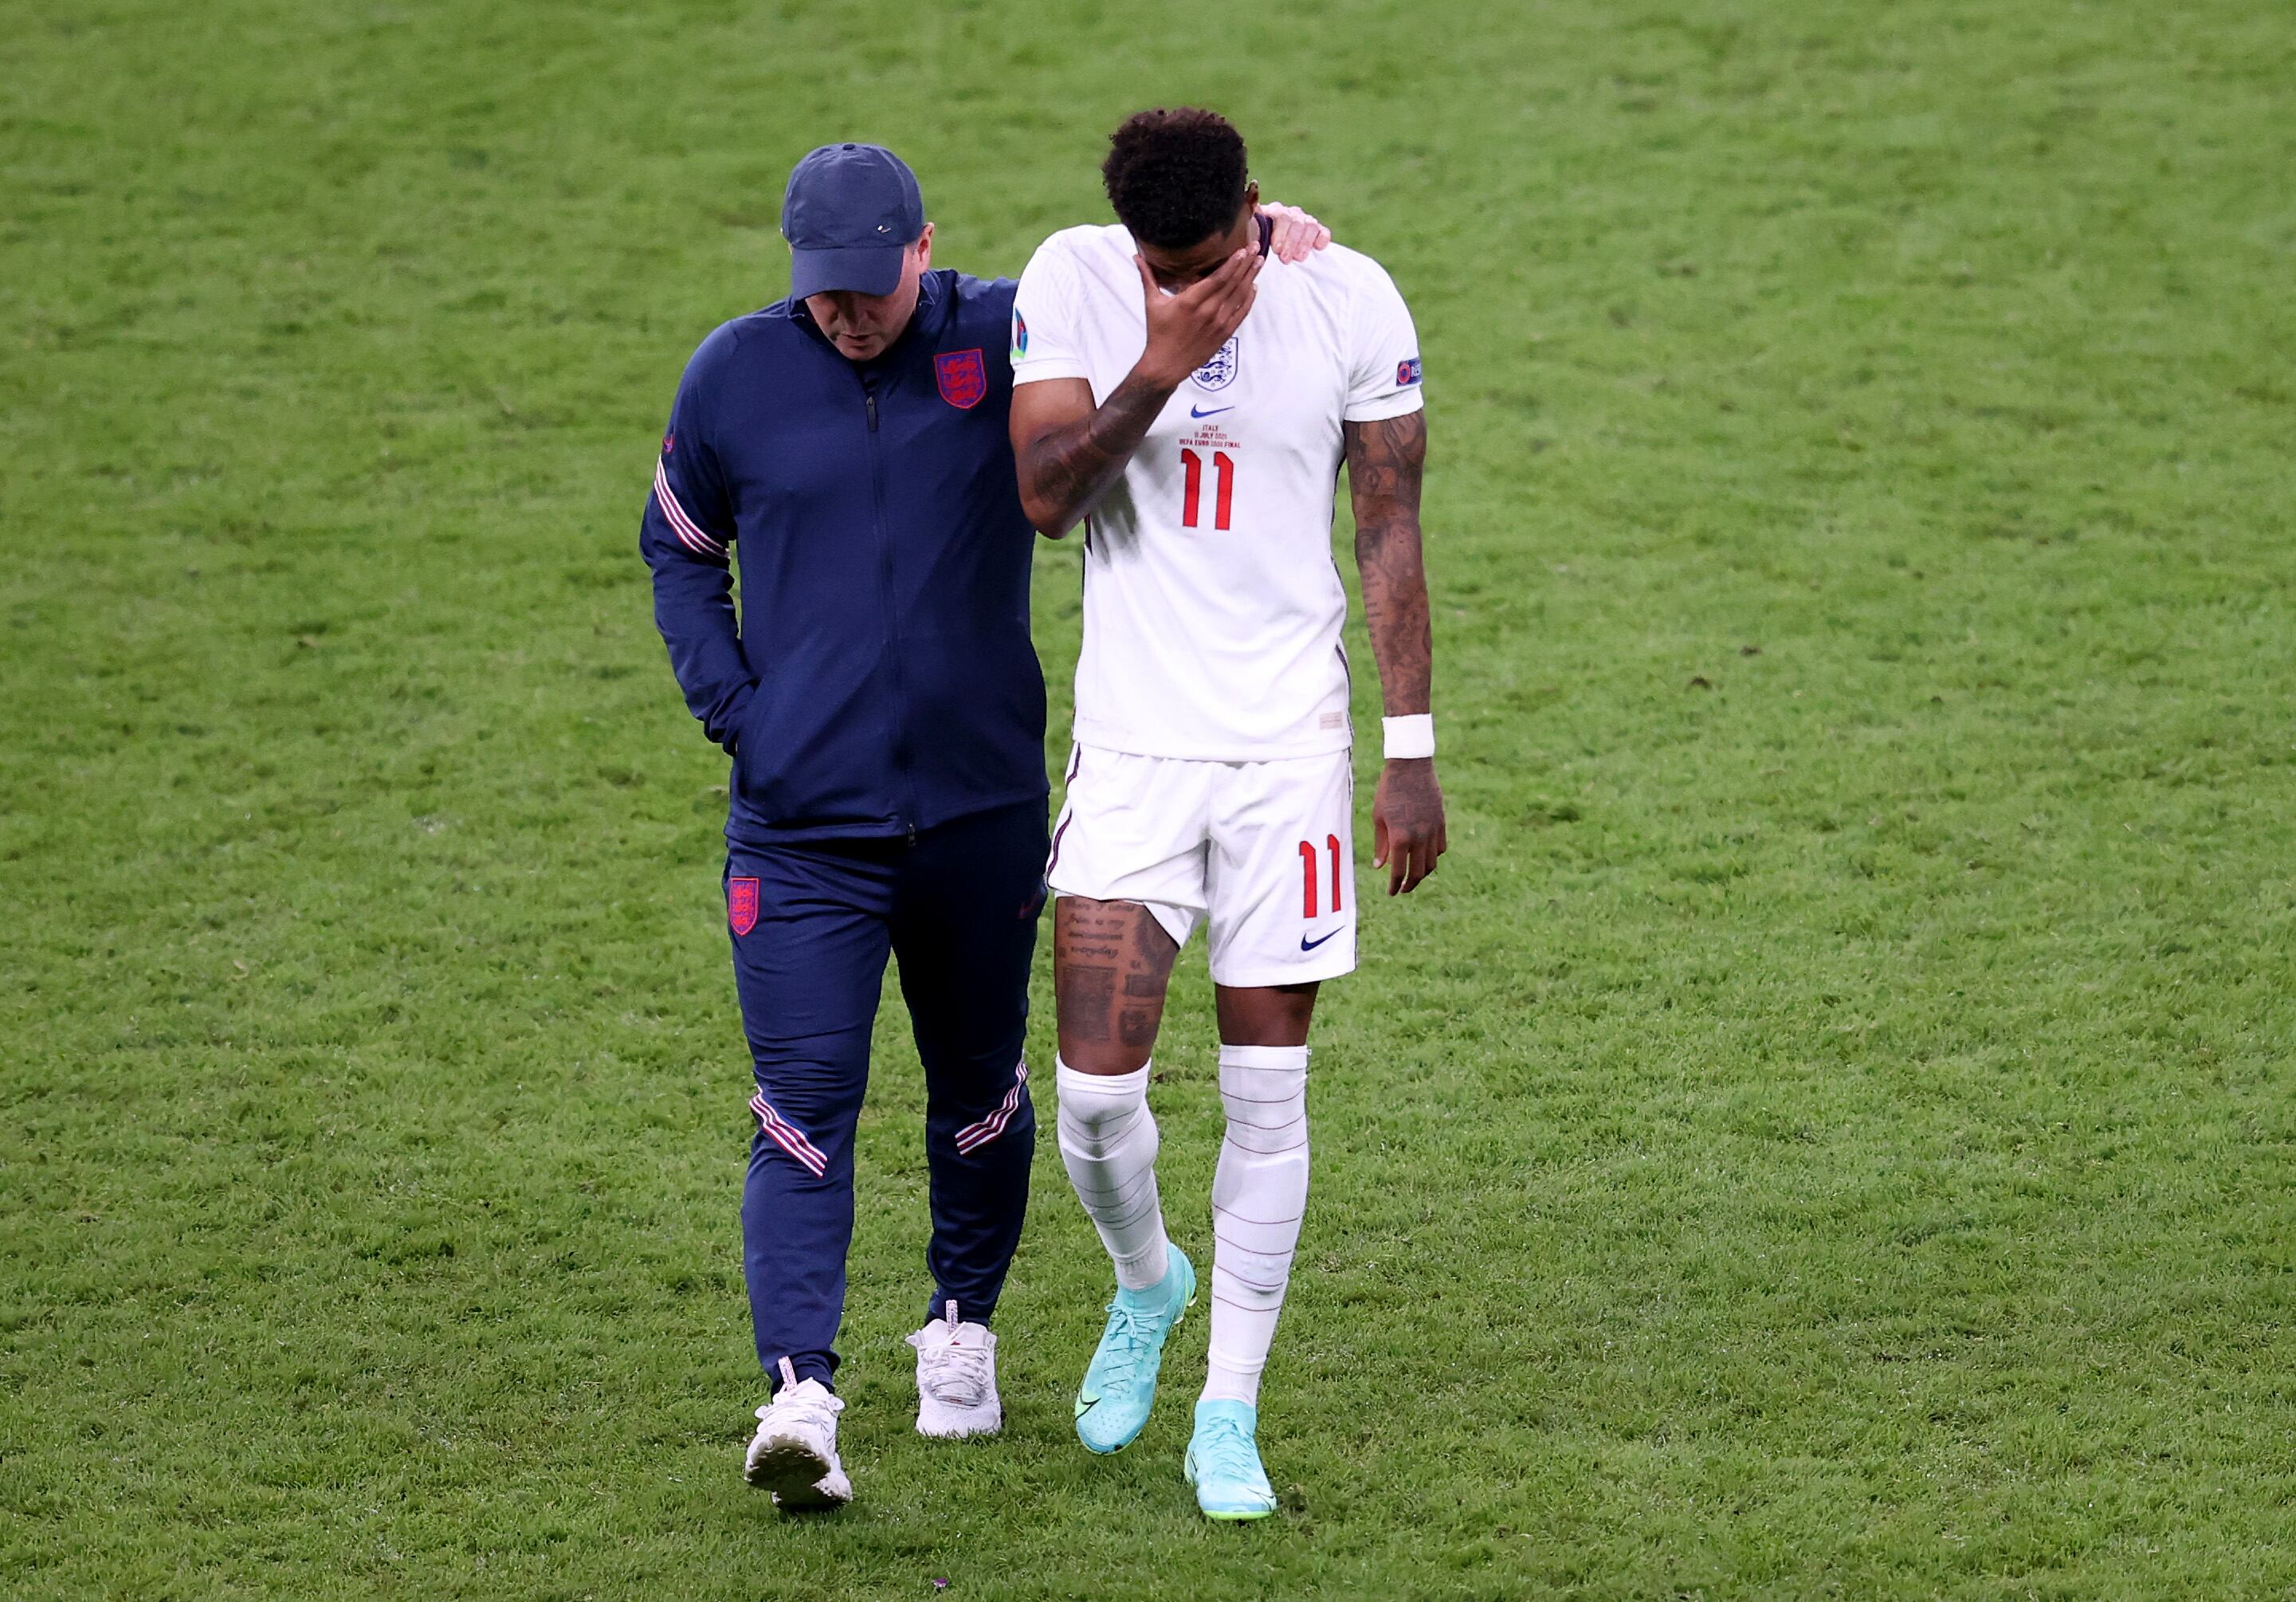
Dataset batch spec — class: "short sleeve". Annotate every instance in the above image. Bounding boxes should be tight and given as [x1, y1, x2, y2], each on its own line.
[1010, 237, 1091, 387]
[1344, 262, 1425, 423]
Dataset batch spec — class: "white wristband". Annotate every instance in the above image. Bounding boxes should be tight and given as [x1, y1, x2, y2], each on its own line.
[1382, 714, 1435, 760]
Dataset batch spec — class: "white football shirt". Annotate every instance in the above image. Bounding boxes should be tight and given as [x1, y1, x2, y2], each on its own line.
[1011, 225, 1423, 761]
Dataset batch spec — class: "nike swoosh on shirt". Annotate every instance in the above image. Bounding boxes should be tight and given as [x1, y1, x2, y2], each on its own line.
[1300, 929, 1343, 952]
[1189, 405, 1234, 418]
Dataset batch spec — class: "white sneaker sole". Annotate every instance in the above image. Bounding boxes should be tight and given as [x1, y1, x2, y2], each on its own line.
[745, 1436, 851, 1509]
[916, 1396, 1002, 1438]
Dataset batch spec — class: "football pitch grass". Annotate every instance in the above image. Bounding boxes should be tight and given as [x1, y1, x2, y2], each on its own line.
[5, 0, 2292, 1595]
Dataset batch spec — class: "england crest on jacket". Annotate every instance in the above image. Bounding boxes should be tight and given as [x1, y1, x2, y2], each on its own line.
[936, 348, 987, 410]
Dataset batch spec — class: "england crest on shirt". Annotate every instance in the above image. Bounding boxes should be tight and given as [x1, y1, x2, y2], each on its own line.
[1191, 335, 1239, 391]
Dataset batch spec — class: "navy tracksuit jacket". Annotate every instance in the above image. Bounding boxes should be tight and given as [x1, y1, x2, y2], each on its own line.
[640, 269, 1046, 1388]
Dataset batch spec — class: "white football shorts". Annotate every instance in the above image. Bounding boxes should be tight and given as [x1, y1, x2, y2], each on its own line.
[1045, 744, 1357, 988]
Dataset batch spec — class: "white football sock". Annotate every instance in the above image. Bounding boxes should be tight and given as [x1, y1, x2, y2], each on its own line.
[1054, 1059, 1171, 1292]
[1203, 1043, 1310, 1407]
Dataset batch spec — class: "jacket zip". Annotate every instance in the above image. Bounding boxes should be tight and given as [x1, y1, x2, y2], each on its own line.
[858, 366, 916, 839]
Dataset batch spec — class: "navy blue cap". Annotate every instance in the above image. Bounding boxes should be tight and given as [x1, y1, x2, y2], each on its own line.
[781, 143, 925, 299]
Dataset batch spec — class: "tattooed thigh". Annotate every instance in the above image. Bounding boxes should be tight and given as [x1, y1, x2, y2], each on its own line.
[1055, 897, 1179, 1070]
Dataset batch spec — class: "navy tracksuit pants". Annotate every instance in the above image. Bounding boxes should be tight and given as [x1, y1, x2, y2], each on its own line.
[728, 799, 1045, 1390]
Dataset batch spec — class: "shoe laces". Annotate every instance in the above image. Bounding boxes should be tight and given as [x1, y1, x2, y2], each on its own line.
[1193, 1412, 1263, 1485]
[1094, 1293, 1161, 1372]
[761, 1356, 843, 1435]
[912, 1301, 995, 1407]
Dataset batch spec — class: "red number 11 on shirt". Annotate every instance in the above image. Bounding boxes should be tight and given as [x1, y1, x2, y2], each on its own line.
[1179, 447, 1234, 531]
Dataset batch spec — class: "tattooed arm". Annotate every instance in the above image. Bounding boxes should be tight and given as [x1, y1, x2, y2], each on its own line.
[1008, 372, 1170, 540]
[1011, 247, 1262, 538]
[1344, 409, 1448, 894]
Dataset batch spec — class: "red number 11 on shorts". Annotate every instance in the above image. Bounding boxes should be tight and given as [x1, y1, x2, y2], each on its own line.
[1179, 447, 1234, 531]
[1298, 834, 1343, 918]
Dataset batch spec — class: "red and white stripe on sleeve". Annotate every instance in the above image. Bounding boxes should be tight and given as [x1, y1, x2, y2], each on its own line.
[654, 461, 730, 562]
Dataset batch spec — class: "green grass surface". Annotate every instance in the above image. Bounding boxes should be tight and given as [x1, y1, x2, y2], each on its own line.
[6, 0, 2294, 1595]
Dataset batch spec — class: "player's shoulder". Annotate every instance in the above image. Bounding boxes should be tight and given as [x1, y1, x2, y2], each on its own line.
[1285, 239, 1406, 299]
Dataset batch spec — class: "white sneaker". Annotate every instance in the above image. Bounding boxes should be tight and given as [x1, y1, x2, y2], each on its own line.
[906, 1299, 1001, 1438]
[744, 1357, 853, 1510]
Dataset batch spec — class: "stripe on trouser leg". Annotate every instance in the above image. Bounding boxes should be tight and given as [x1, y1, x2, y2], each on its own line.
[953, 1062, 1030, 1155]
[749, 1092, 828, 1176]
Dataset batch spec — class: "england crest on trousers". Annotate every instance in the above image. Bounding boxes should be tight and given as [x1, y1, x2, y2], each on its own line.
[728, 877, 760, 936]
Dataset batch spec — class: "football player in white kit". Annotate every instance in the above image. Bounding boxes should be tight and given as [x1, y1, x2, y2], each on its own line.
[1008, 107, 1447, 1520]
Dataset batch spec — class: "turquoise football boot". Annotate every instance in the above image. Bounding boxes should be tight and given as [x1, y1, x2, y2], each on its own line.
[1184, 1398, 1278, 1521]
[1073, 1248, 1195, 1455]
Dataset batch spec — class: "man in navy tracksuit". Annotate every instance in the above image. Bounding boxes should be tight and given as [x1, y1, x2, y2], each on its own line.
[642, 143, 1328, 1510]
[640, 143, 1044, 1510]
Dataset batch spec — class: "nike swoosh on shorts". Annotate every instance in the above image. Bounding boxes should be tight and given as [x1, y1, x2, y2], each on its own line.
[1300, 929, 1343, 952]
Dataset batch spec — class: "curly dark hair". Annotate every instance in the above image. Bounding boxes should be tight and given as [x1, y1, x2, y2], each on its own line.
[1101, 108, 1249, 249]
